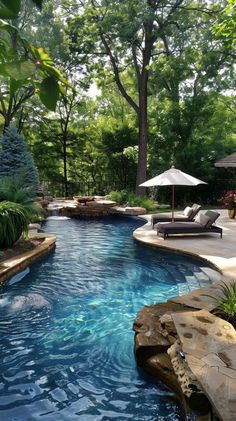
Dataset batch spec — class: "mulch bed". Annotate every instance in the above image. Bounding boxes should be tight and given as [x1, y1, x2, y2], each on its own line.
[0, 238, 44, 263]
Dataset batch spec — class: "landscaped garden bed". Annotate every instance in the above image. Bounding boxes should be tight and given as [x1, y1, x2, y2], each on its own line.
[0, 238, 44, 264]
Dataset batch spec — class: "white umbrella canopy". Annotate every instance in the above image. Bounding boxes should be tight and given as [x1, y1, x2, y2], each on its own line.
[140, 166, 207, 221]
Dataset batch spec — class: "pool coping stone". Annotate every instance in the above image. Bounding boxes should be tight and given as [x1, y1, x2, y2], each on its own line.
[0, 233, 56, 284]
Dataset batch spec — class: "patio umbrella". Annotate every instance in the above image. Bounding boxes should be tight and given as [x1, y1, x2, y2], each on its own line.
[139, 166, 207, 221]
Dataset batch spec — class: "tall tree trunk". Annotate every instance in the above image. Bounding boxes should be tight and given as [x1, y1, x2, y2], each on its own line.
[136, 79, 148, 195]
[135, 21, 153, 196]
[63, 137, 68, 197]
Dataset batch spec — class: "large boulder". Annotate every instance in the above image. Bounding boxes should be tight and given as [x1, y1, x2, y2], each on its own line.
[133, 301, 210, 414]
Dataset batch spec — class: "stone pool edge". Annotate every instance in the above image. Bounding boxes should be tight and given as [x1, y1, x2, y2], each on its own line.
[0, 233, 56, 284]
[133, 217, 233, 278]
[133, 217, 236, 421]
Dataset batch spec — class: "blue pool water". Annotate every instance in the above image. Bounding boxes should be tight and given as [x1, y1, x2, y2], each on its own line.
[0, 216, 213, 421]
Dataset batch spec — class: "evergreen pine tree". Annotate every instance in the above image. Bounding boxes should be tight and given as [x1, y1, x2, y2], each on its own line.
[0, 126, 39, 188]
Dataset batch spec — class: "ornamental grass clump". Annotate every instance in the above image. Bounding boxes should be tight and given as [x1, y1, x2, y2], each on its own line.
[0, 201, 30, 248]
[0, 175, 41, 217]
[0, 176, 42, 248]
[211, 282, 236, 328]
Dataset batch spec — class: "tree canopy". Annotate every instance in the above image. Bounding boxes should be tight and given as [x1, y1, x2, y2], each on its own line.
[0, 0, 235, 203]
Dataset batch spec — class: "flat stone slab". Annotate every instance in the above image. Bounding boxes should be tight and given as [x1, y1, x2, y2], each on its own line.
[124, 206, 146, 215]
[86, 199, 116, 207]
[0, 234, 56, 284]
[110, 206, 146, 216]
[169, 278, 235, 311]
[172, 309, 236, 421]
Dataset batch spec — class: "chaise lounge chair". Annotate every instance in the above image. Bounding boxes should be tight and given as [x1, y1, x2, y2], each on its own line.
[151, 203, 201, 228]
[156, 210, 222, 239]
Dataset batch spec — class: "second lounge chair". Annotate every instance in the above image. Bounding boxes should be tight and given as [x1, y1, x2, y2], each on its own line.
[151, 203, 201, 228]
[156, 210, 222, 239]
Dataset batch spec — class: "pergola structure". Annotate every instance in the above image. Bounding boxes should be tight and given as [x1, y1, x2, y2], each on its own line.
[215, 152, 236, 168]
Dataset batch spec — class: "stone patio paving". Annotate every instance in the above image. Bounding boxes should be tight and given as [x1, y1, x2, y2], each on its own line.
[134, 209, 236, 279]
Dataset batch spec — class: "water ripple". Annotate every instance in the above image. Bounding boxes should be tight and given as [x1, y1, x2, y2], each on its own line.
[0, 216, 211, 420]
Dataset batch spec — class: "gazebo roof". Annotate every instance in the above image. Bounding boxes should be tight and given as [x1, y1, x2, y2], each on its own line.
[215, 152, 236, 168]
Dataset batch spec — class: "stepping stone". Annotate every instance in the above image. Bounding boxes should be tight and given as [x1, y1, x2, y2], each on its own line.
[171, 309, 236, 421]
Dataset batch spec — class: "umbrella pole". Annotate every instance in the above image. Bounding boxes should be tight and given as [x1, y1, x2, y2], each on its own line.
[172, 185, 175, 222]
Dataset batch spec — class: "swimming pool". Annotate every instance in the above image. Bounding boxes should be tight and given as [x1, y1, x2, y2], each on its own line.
[0, 216, 214, 420]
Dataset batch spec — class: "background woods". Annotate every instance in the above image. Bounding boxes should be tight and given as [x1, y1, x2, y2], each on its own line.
[0, 0, 235, 204]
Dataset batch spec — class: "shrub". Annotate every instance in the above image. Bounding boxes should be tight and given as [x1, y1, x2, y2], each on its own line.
[107, 190, 155, 211]
[0, 177, 42, 248]
[126, 193, 154, 211]
[0, 201, 30, 248]
[0, 176, 41, 221]
[0, 126, 39, 188]
[210, 282, 236, 327]
[107, 190, 129, 204]
[218, 190, 236, 210]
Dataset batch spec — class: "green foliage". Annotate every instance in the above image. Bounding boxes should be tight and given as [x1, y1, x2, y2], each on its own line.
[0, 0, 71, 116]
[107, 190, 129, 204]
[211, 282, 236, 326]
[126, 194, 154, 212]
[0, 175, 41, 218]
[0, 176, 42, 248]
[5, 0, 235, 204]
[0, 0, 21, 18]
[0, 0, 42, 19]
[213, 0, 236, 49]
[0, 201, 29, 248]
[39, 76, 60, 111]
[107, 190, 154, 211]
[66, 0, 232, 195]
[99, 124, 137, 190]
[0, 126, 39, 188]
[2, 60, 36, 81]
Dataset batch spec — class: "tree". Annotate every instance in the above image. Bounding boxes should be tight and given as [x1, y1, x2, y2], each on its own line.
[144, 0, 234, 173]
[66, 0, 226, 195]
[0, 125, 39, 187]
[29, 93, 85, 197]
[57, 90, 81, 196]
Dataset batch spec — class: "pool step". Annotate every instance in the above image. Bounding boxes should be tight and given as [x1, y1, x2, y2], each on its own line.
[185, 275, 202, 291]
[164, 261, 220, 296]
[164, 265, 187, 284]
[199, 267, 222, 284]
[176, 264, 214, 295]
[191, 270, 212, 288]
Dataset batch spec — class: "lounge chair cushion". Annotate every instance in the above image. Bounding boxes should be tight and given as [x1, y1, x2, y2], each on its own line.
[190, 204, 202, 220]
[195, 213, 211, 227]
[204, 210, 220, 228]
[183, 206, 193, 217]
